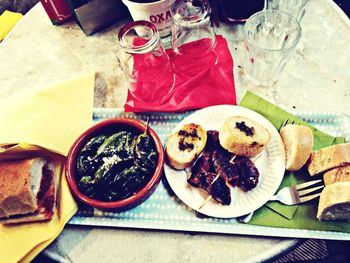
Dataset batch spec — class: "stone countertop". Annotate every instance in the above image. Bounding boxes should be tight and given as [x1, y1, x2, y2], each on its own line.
[0, 0, 349, 262]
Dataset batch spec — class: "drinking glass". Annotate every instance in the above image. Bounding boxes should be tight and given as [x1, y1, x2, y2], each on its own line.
[243, 10, 302, 86]
[264, 0, 310, 21]
[118, 20, 175, 102]
[170, 0, 217, 73]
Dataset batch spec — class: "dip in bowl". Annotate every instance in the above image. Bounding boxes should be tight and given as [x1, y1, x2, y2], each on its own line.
[66, 118, 164, 211]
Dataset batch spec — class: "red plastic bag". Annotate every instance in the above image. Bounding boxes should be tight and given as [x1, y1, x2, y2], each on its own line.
[124, 35, 236, 112]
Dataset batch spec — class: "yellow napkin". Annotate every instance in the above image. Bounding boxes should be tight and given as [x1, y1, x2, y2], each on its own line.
[0, 72, 95, 263]
[0, 10, 23, 41]
[0, 72, 95, 155]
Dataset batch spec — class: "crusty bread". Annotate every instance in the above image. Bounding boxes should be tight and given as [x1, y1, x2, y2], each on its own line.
[307, 143, 350, 176]
[1, 164, 57, 224]
[219, 116, 271, 157]
[323, 165, 350, 186]
[0, 158, 46, 218]
[317, 182, 350, 221]
[166, 123, 207, 170]
[279, 124, 314, 171]
[0, 212, 50, 224]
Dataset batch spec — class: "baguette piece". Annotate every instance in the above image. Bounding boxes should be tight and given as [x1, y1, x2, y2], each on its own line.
[0, 158, 57, 224]
[317, 182, 350, 221]
[323, 165, 350, 186]
[219, 116, 270, 157]
[166, 123, 207, 170]
[0, 158, 45, 218]
[280, 124, 314, 171]
[307, 143, 350, 176]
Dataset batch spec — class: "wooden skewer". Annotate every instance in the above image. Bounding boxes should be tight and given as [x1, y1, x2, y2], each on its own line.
[198, 156, 236, 210]
[198, 173, 220, 210]
[198, 153, 261, 210]
[229, 154, 237, 164]
[198, 195, 212, 210]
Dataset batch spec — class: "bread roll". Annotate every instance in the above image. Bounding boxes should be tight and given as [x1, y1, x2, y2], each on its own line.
[166, 123, 207, 170]
[279, 124, 314, 171]
[317, 182, 350, 221]
[219, 116, 270, 157]
[323, 165, 350, 186]
[307, 143, 350, 176]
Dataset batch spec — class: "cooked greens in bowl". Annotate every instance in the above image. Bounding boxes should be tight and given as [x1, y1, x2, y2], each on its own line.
[66, 118, 164, 210]
[77, 129, 158, 201]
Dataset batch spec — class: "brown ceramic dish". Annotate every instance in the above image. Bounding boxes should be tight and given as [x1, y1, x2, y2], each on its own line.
[66, 118, 164, 211]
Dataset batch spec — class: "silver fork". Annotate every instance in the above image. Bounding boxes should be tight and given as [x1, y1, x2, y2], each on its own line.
[269, 179, 324, 205]
[238, 179, 324, 223]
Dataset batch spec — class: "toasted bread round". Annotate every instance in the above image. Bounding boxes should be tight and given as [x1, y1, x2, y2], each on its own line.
[280, 124, 314, 171]
[165, 123, 207, 170]
[219, 116, 271, 157]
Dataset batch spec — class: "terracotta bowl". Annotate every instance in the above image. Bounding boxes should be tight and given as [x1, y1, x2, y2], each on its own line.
[66, 118, 164, 211]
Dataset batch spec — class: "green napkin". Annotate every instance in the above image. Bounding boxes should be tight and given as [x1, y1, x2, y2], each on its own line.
[239, 91, 350, 232]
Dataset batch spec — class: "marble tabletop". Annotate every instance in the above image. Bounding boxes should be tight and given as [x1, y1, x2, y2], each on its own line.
[0, 0, 349, 262]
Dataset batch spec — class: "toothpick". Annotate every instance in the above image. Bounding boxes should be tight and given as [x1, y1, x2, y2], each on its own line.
[196, 153, 259, 211]
[198, 195, 212, 210]
[229, 154, 237, 164]
[198, 173, 220, 210]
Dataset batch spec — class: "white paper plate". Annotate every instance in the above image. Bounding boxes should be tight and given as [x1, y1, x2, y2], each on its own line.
[164, 105, 286, 218]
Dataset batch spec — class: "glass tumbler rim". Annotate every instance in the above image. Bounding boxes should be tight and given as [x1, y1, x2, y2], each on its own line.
[243, 10, 302, 53]
[171, 0, 211, 26]
[118, 20, 159, 54]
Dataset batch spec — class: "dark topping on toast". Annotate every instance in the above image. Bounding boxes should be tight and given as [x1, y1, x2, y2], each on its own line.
[178, 129, 199, 138]
[235, 121, 255, 137]
[178, 138, 195, 151]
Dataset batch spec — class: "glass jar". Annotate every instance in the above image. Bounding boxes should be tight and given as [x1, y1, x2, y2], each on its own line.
[171, 0, 216, 55]
[170, 0, 217, 74]
[118, 20, 175, 102]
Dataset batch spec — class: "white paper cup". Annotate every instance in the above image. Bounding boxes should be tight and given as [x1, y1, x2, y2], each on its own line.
[122, 0, 174, 37]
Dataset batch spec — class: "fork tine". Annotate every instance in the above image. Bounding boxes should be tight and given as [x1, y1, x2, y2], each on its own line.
[295, 179, 323, 190]
[281, 118, 289, 129]
[298, 192, 322, 203]
[297, 185, 324, 197]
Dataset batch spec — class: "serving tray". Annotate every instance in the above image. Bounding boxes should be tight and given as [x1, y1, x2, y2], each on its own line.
[68, 108, 350, 240]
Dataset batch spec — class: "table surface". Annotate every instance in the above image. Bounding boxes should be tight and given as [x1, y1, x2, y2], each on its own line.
[0, 0, 349, 262]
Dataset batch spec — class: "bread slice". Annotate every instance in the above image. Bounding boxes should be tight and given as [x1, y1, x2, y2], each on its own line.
[219, 116, 271, 157]
[166, 123, 207, 170]
[0, 158, 46, 218]
[323, 165, 350, 186]
[279, 124, 314, 171]
[307, 143, 350, 176]
[1, 161, 57, 224]
[317, 182, 350, 221]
